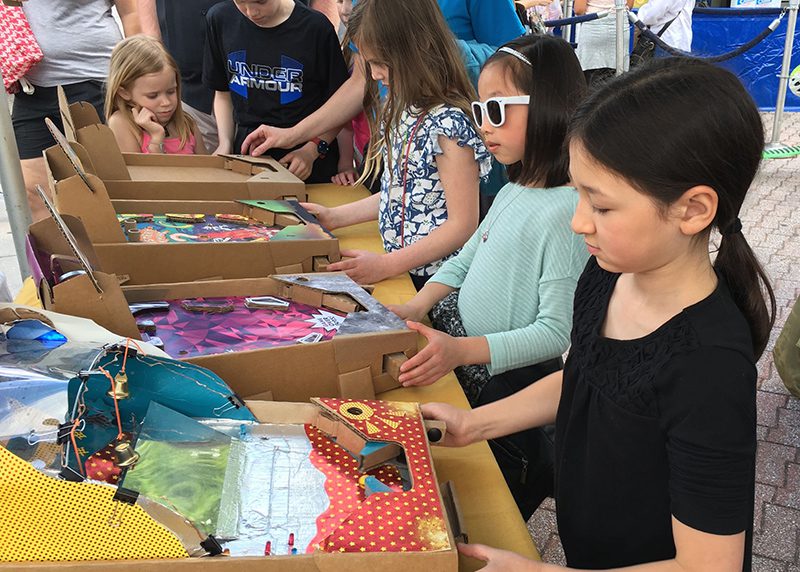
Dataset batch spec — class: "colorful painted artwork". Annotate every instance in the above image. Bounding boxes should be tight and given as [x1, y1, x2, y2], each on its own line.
[133, 297, 347, 358]
[118, 214, 281, 244]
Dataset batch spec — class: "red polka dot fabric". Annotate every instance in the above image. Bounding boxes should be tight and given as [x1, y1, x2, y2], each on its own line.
[306, 399, 451, 554]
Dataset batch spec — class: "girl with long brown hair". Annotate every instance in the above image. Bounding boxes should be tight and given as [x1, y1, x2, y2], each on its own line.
[303, 0, 491, 290]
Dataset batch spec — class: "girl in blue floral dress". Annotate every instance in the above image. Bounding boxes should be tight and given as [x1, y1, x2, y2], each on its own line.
[303, 0, 491, 290]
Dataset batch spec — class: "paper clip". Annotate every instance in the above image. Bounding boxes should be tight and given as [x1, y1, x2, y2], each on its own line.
[108, 488, 138, 528]
[28, 419, 85, 445]
[212, 394, 245, 417]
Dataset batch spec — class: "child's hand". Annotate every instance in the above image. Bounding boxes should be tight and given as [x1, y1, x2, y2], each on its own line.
[300, 201, 340, 230]
[280, 143, 317, 181]
[419, 402, 475, 447]
[132, 106, 164, 141]
[398, 321, 464, 387]
[332, 168, 357, 186]
[327, 249, 393, 285]
[241, 124, 298, 156]
[457, 543, 541, 571]
[387, 301, 426, 323]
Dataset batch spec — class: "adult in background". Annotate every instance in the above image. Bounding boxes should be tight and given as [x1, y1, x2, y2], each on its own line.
[138, 0, 226, 151]
[574, 0, 634, 87]
[12, 0, 139, 222]
[637, 0, 694, 53]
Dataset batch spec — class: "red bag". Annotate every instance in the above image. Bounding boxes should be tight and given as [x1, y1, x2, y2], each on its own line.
[0, 4, 43, 94]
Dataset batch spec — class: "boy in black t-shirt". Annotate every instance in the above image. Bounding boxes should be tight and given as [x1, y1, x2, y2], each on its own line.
[203, 0, 348, 183]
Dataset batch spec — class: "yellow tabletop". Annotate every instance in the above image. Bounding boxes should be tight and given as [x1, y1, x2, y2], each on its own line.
[14, 183, 539, 570]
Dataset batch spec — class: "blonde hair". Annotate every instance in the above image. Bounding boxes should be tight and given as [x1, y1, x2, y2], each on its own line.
[105, 35, 195, 148]
[348, 0, 478, 184]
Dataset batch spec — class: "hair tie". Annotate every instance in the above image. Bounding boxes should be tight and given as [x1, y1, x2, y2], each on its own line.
[722, 217, 743, 237]
[497, 46, 532, 67]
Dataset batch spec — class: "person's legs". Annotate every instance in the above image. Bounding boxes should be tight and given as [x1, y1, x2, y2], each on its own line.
[476, 357, 563, 520]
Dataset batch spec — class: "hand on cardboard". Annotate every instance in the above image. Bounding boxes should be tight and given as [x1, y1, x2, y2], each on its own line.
[300, 202, 340, 230]
[280, 143, 318, 181]
[132, 106, 165, 143]
[458, 543, 541, 571]
[387, 302, 427, 323]
[241, 124, 299, 156]
[332, 168, 357, 186]
[326, 249, 393, 285]
[419, 402, 475, 447]
[397, 321, 465, 387]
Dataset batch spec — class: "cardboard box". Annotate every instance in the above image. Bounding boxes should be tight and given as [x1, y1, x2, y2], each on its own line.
[0, 397, 461, 571]
[27, 216, 416, 401]
[43, 142, 339, 275]
[55, 89, 305, 201]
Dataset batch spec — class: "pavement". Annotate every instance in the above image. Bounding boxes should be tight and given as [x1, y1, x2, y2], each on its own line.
[0, 112, 798, 569]
[529, 111, 800, 570]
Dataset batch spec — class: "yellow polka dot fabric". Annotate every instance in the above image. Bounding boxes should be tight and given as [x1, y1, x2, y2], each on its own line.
[0, 445, 188, 562]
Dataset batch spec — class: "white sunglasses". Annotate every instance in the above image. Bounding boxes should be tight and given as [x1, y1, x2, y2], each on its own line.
[471, 96, 531, 128]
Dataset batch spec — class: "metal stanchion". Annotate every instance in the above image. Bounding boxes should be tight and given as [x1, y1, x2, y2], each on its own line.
[615, 0, 627, 75]
[0, 72, 32, 279]
[564, 0, 575, 44]
[764, 0, 800, 158]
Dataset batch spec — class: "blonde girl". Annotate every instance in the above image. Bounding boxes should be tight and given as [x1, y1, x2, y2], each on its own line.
[303, 0, 491, 290]
[106, 35, 206, 154]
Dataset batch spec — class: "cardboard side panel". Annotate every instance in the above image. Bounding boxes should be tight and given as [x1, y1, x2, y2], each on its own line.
[47, 272, 141, 339]
[126, 165, 251, 183]
[104, 181, 256, 201]
[269, 239, 341, 268]
[120, 277, 279, 302]
[111, 200, 248, 215]
[75, 124, 131, 181]
[122, 153, 227, 168]
[190, 341, 342, 402]
[0, 550, 456, 571]
[93, 244, 279, 285]
[332, 331, 418, 394]
[53, 176, 127, 243]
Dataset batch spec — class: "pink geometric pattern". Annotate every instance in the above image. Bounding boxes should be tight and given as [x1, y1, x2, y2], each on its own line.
[135, 297, 346, 358]
[0, 6, 43, 94]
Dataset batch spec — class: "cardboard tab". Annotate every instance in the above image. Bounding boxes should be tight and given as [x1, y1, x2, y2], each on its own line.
[312, 256, 330, 272]
[383, 352, 408, 381]
[274, 263, 305, 274]
[337, 366, 376, 401]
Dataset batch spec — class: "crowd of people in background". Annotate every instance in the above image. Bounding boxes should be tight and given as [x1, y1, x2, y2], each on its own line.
[10, 1, 772, 571]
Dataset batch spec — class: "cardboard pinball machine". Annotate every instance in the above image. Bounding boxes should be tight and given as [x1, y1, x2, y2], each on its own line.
[54, 86, 306, 202]
[41, 120, 340, 277]
[26, 201, 417, 403]
[0, 324, 463, 571]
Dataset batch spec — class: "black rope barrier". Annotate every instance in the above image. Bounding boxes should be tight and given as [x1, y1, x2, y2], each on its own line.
[628, 11, 783, 63]
[544, 11, 606, 28]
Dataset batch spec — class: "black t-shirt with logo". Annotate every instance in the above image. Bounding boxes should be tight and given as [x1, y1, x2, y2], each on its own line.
[203, 1, 347, 181]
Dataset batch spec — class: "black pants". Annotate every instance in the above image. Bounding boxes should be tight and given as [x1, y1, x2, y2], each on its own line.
[476, 357, 563, 520]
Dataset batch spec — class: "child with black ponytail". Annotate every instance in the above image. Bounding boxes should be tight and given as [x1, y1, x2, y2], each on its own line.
[424, 57, 775, 571]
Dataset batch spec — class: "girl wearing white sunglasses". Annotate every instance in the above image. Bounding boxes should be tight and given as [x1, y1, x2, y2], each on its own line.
[389, 35, 588, 519]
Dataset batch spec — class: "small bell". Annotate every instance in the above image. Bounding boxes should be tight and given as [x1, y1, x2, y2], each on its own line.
[107, 371, 130, 400]
[114, 440, 140, 468]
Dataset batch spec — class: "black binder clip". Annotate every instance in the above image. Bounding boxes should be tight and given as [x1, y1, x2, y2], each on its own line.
[200, 535, 224, 556]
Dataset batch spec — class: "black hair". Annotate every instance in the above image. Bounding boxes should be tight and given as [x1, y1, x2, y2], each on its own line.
[569, 57, 776, 359]
[483, 34, 587, 188]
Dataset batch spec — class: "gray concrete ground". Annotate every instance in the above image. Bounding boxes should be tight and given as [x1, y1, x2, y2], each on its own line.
[529, 112, 800, 570]
[0, 112, 797, 569]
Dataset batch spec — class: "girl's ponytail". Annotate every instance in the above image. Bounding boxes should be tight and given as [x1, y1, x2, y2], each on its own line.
[715, 224, 776, 359]
[569, 57, 775, 359]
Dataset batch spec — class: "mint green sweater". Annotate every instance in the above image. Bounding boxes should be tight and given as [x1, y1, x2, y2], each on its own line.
[430, 182, 589, 375]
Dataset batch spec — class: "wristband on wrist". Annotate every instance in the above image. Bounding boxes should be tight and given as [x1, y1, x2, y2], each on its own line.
[148, 140, 165, 153]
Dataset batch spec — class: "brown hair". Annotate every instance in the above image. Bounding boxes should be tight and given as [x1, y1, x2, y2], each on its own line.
[348, 0, 477, 183]
[105, 35, 195, 148]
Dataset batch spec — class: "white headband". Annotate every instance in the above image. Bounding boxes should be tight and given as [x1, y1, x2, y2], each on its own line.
[498, 46, 532, 66]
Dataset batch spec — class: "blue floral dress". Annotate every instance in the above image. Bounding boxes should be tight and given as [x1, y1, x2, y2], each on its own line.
[378, 105, 491, 278]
